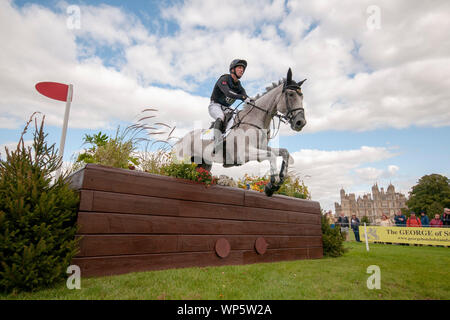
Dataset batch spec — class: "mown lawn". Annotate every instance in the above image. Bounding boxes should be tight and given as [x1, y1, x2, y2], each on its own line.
[1, 242, 449, 300]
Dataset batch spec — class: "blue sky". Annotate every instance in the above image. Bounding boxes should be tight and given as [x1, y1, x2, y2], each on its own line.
[1, 0, 449, 211]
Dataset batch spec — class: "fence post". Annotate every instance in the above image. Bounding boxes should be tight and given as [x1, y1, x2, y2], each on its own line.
[364, 223, 370, 252]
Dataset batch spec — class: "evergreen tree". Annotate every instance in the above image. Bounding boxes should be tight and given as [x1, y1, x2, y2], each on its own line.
[0, 114, 80, 293]
[321, 212, 346, 257]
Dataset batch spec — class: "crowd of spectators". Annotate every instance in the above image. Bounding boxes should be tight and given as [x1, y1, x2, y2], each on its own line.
[326, 208, 450, 244]
[393, 208, 450, 228]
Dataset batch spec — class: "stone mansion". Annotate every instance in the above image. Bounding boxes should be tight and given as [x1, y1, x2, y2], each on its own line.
[334, 183, 408, 222]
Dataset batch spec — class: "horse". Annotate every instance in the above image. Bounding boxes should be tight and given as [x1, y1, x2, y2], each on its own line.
[173, 68, 307, 196]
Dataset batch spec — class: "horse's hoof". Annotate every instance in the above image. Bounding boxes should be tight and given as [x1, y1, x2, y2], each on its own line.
[264, 184, 275, 197]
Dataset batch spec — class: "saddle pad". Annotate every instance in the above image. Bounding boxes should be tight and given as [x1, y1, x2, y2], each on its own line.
[201, 128, 227, 140]
[201, 128, 214, 140]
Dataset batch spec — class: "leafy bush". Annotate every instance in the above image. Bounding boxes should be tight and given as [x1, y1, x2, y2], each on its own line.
[74, 128, 139, 170]
[237, 173, 310, 199]
[321, 213, 346, 257]
[275, 175, 310, 199]
[159, 156, 217, 187]
[161, 157, 199, 181]
[0, 114, 80, 293]
[361, 216, 370, 224]
[140, 149, 174, 175]
[73, 109, 178, 174]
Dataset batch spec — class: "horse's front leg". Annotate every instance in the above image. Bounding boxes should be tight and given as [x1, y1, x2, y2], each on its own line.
[248, 146, 279, 196]
[267, 147, 291, 184]
[266, 154, 280, 197]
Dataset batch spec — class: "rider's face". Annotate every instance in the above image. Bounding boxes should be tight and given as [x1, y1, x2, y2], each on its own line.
[235, 66, 245, 77]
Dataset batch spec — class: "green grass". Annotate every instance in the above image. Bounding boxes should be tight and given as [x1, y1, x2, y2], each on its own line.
[1, 242, 449, 300]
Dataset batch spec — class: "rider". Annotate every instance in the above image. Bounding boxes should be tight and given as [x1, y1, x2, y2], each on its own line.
[209, 59, 254, 152]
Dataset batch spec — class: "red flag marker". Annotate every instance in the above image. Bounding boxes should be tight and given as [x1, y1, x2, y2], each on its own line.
[35, 82, 72, 102]
[35, 81, 74, 177]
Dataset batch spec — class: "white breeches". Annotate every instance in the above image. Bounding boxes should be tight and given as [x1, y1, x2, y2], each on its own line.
[208, 102, 235, 133]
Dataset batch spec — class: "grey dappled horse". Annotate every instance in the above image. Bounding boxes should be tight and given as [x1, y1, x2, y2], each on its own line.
[173, 68, 307, 196]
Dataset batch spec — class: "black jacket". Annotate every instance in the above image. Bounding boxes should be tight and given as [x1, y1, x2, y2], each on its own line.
[210, 74, 248, 107]
[442, 213, 450, 226]
[337, 216, 349, 228]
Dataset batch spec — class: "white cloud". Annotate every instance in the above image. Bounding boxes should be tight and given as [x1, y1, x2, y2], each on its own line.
[0, 0, 446, 213]
[162, 0, 285, 31]
[0, 1, 210, 130]
[387, 165, 399, 176]
[2, 0, 450, 133]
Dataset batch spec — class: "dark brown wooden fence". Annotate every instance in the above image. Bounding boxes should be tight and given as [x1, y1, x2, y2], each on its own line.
[70, 164, 323, 277]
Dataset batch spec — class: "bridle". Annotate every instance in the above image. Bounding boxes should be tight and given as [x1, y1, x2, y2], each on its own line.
[229, 80, 306, 136]
[281, 82, 305, 124]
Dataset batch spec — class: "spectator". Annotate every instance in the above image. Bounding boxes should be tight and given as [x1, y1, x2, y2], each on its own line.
[337, 212, 350, 240]
[442, 208, 450, 227]
[407, 212, 422, 227]
[380, 214, 392, 227]
[326, 211, 335, 229]
[350, 214, 361, 242]
[420, 211, 430, 227]
[430, 214, 443, 228]
[394, 211, 407, 227]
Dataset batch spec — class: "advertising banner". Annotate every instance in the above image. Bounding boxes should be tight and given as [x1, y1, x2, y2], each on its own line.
[359, 226, 450, 246]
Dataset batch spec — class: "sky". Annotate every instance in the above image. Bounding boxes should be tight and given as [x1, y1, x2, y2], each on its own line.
[0, 0, 449, 212]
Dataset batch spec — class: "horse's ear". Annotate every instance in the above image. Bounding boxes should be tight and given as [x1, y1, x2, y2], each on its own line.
[298, 78, 307, 87]
[287, 68, 292, 84]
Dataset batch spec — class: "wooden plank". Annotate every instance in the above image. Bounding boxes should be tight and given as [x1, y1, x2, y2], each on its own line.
[244, 190, 321, 214]
[308, 247, 323, 259]
[80, 164, 244, 206]
[85, 190, 321, 224]
[72, 248, 314, 277]
[72, 251, 242, 277]
[75, 235, 323, 257]
[76, 212, 323, 236]
[79, 190, 94, 211]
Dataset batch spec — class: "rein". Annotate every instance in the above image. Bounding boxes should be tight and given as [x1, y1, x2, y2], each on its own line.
[229, 83, 304, 139]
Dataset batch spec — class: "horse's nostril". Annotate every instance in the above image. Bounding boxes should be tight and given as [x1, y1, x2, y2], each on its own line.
[296, 120, 302, 127]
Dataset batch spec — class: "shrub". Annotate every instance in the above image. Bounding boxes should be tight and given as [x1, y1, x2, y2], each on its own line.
[0, 114, 80, 293]
[139, 149, 173, 175]
[321, 213, 346, 257]
[361, 216, 370, 224]
[161, 157, 199, 181]
[237, 173, 310, 199]
[74, 128, 139, 170]
[275, 175, 310, 199]
[159, 156, 217, 186]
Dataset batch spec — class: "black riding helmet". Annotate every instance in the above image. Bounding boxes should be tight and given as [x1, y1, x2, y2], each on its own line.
[229, 59, 247, 78]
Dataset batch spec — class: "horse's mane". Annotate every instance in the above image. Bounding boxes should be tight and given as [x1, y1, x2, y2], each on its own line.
[240, 78, 286, 114]
[252, 78, 286, 101]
